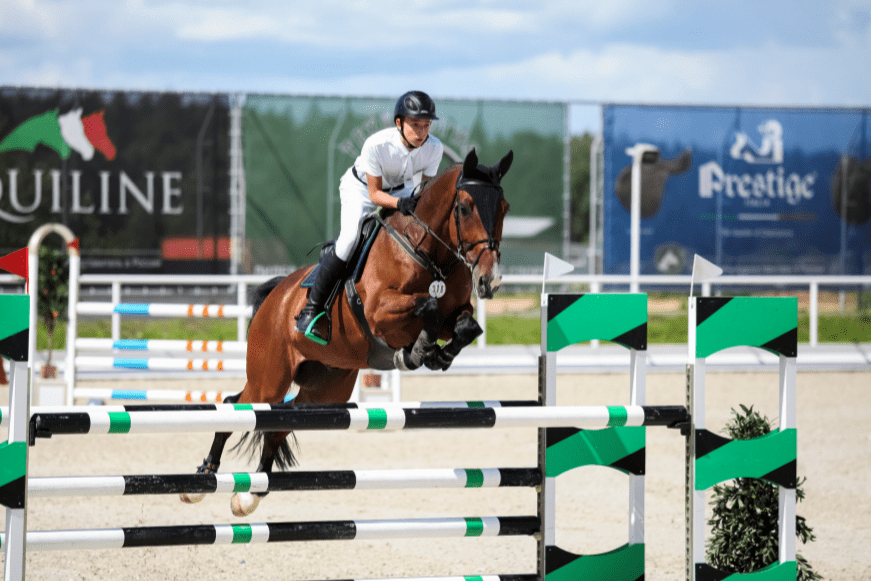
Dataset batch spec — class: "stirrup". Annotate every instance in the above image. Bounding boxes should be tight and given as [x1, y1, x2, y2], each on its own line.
[296, 309, 330, 345]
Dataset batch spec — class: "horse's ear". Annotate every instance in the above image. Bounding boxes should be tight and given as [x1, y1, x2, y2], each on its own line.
[497, 150, 514, 181]
[463, 148, 479, 176]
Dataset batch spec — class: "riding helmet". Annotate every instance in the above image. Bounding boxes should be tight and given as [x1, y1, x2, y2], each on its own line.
[394, 91, 439, 121]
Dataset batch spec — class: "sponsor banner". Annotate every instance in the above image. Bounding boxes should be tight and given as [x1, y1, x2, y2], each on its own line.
[603, 104, 871, 275]
[0, 87, 230, 274]
[243, 95, 566, 275]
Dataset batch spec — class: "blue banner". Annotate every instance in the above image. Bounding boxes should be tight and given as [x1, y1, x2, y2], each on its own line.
[603, 105, 871, 275]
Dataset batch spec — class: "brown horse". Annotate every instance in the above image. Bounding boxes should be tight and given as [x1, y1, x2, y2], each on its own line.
[181, 148, 513, 516]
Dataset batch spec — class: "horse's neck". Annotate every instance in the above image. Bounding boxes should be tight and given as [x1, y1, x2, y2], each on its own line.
[414, 172, 458, 260]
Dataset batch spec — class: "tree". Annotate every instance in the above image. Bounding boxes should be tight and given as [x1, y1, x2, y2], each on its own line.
[570, 133, 594, 243]
[37, 246, 69, 374]
[707, 405, 821, 581]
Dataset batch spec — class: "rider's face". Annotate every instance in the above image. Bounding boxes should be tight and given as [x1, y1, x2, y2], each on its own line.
[397, 117, 431, 148]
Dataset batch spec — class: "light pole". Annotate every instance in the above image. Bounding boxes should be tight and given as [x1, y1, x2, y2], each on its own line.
[624, 143, 660, 292]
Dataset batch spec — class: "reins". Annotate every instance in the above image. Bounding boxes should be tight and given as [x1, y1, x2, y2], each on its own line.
[373, 170, 502, 282]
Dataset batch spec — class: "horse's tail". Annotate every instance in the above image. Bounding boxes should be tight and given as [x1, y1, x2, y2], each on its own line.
[230, 432, 298, 471]
[235, 274, 298, 470]
[248, 275, 284, 329]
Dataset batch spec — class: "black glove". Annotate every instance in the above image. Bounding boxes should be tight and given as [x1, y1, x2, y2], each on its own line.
[397, 193, 420, 216]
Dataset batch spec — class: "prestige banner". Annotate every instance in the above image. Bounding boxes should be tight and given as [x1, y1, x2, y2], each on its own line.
[0, 87, 230, 274]
[603, 104, 871, 276]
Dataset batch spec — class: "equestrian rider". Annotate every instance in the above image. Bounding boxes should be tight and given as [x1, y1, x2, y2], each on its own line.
[295, 90, 445, 344]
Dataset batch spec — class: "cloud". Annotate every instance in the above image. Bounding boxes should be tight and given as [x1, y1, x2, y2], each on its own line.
[1, 0, 869, 135]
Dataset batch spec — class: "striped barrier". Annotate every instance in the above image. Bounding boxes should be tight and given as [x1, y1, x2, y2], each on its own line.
[75, 355, 247, 372]
[66, 301, 252, 405]
[77, 302, 253, 318]
[1, 400, 540, 428]
[29, 404, 689, 438]
[0, 516, 539, 552]
[73, 387, 234, 403]
[28, 468, 541, 497]
[76, 338, 247, 354]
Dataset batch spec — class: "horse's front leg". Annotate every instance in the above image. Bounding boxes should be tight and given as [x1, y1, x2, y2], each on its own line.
[393, 296, 444, 371]
[425, 311, 483, 371]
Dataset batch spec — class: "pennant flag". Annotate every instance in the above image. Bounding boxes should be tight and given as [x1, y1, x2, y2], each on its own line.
[542, 252, 575, 294]
[0, 248, 28, 282]
[690, 254, 723, 296]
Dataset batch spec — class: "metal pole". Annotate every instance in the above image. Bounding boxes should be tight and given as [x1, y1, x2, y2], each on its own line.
[562, 105, 571, 259]
[589, 134, 601, 275]
[624, 144, 659, 294]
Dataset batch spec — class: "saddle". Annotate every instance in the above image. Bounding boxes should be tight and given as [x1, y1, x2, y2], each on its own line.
[301, 211, 396, 369]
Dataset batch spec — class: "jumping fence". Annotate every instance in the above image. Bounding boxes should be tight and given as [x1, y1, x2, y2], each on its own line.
[1, 289, 799, 581]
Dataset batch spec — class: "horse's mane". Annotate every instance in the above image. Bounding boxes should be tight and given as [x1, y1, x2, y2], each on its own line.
[419, 163, 462, 199]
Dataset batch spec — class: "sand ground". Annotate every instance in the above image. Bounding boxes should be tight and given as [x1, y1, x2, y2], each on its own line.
[2, 370, 869, 581]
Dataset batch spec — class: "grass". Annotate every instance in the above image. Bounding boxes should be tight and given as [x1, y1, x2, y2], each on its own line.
[36, 312, 871, 351]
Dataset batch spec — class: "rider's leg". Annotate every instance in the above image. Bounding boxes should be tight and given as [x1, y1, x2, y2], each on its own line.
[295, 182, 369, 344]
[295, 245, 347, 344]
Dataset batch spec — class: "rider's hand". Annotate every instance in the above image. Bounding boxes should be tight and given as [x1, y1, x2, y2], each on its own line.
[397, 194, 420, 216]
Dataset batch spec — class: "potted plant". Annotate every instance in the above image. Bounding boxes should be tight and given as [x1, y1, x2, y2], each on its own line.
[37, 246, 69, 379]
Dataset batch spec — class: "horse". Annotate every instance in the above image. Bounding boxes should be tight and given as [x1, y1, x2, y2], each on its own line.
[180, 148, 513, 516]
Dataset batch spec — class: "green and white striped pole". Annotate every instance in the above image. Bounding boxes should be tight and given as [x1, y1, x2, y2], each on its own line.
[29, 404, 687, 438]
[27, 467, 541, 497]
[0, 516, 539, 551]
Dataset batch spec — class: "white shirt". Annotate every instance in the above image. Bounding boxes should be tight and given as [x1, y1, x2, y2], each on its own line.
[350, 127, 444, 196]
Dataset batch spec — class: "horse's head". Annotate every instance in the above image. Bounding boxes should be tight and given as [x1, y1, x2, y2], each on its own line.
[453, 148, 513, 299]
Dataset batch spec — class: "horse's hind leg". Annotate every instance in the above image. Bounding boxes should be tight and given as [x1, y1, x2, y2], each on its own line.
[180, 392, 242, 504]
[230, 367, 358, 517]
[231, 430, 292, 517]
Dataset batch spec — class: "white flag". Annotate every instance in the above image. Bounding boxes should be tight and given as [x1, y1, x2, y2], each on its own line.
[690, 254, 723, 296]
[542, 252, 575, 294]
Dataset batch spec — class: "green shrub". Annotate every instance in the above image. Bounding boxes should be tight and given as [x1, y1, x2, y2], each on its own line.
[707, 405, 821, 581]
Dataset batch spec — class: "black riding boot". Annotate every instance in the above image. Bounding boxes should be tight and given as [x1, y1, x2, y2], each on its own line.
[295, 247, 347, 345]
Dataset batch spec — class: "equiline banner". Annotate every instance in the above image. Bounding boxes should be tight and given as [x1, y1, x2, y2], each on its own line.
[602, 104, 871, 275]
[0, 87, 230, 274]
[243, 95, 566, 275]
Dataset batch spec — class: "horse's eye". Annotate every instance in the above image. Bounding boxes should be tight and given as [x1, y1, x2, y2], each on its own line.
[458, 203, 471, 217]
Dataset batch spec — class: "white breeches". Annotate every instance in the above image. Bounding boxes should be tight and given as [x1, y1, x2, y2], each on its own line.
[334, 174, 410, 261]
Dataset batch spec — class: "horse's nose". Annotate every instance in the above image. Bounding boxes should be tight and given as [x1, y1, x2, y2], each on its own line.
[474, 263, 501, 299]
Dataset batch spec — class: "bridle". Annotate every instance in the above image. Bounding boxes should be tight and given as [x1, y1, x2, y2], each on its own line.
[372, 170, 503, 282]
[404, 172, 502, 275]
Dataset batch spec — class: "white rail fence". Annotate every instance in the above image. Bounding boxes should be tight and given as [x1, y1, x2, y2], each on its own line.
[3, 272, 867, 349]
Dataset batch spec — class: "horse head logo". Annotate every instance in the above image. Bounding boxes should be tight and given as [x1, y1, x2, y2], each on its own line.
[614, 148, 692, 218]
[730, 119, 783, 164]
[831, 156, 871, 225]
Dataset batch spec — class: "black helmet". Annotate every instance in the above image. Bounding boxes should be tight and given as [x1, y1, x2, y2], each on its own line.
[394, 91, 438, 121]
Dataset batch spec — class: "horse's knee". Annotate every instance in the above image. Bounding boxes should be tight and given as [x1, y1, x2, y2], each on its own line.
[414, 296, 443, 329]
[453, 312, 483, 345]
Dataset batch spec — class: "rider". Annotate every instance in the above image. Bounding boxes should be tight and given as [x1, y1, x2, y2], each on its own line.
[295, 90, 445, 344]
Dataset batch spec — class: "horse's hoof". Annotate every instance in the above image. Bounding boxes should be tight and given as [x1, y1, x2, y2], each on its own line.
[179, 492, 206, 504]
[231, 492, 262, 517]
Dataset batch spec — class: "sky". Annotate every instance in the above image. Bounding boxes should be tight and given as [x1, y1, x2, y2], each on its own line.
[1, 0, 870, 134]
